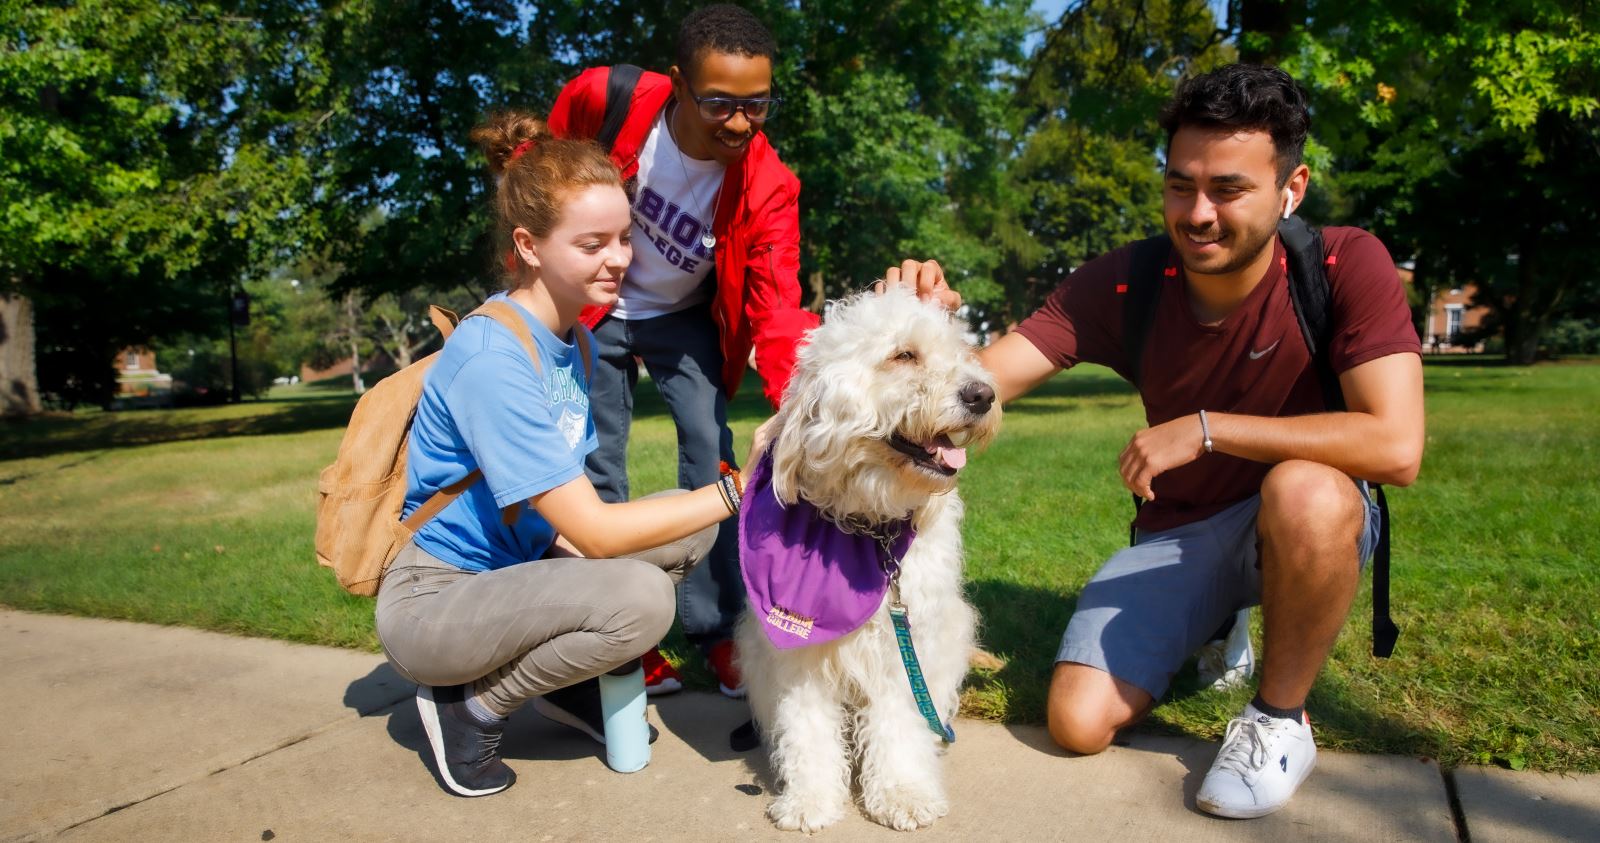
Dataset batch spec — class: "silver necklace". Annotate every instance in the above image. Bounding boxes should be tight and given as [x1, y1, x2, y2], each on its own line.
[665, 102, 721, 251]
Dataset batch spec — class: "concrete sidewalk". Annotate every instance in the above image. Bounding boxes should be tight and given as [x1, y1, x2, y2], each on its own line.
[3, 609, 1593, 842]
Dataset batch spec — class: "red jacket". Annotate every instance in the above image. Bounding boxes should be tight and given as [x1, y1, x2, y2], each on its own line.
[549, 66, 819, 409]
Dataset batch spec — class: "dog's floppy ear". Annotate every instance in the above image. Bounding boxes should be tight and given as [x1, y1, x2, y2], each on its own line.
[769, 347, 879, 508]
[768, 384, 809, 507]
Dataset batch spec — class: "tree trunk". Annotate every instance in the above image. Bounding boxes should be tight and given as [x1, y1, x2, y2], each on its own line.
[807, 268, 827, 313]
[1507, 327, 1540, 365]
[0, 291, 42, 416]
[350, 337, 365, 393]
[1505, 228, 1547, 365]
[345, 293, 366, 394]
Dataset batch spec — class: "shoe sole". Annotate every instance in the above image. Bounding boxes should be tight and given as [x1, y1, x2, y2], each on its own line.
[416, 687, 509, 798]
[644, 678, 683, 696]
[1196, 753, 1317, 819]
[719, 683, 747, 699]
[531, 696, 607, 743]
[531, 697, 661, 745]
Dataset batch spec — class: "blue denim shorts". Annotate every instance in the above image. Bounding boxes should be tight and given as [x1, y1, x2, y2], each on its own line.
[1056, 480, 1382, 699]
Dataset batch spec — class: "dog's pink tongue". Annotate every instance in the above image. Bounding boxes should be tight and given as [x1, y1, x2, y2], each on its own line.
[930, 434, 968, 470]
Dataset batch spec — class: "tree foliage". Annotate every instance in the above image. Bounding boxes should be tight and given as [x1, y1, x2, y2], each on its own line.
[6, 0, 1597, 409]
[1250, 0, 1600, 362]
[998, 0, 1232, 323]
[1, 0, 312, 406]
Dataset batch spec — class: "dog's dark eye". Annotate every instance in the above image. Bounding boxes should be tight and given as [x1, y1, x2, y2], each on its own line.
[893, 349, 918, 363]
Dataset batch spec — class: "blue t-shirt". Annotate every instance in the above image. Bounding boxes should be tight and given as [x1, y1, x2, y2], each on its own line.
[402, 294, 598, 572]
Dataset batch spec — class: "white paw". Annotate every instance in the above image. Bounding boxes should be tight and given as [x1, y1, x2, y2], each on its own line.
[862, 783, 949, 831]
[768, 791, 845, 833]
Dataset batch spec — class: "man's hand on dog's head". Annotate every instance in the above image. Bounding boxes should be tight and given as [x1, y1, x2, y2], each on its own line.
[878, 259, 962, 311]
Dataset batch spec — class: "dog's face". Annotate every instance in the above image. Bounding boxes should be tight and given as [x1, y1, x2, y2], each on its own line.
[770, 286, 1001, 522]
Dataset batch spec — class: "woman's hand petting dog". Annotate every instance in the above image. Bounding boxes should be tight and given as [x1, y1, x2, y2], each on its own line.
[878, 258, 962, 311]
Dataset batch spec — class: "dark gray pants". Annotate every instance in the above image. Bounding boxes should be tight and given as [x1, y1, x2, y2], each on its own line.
[585, 305, 743, 651]
[375, 495, 717, 717]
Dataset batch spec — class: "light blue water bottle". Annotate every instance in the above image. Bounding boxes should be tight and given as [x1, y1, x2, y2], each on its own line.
[598, 658, 650, 773]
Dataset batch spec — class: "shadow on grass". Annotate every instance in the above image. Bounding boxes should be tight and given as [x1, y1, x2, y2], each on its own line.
[962, 578, 1454, 766]
[963, 578, 1078, 725]
[999, 369, 1138, 417]
[0, 450, 108, 486]
[0, 394, 358, 461]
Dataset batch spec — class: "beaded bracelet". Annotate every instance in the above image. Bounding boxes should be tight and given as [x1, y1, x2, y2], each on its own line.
[716, 473, 742, 516]
[717, 461, 743, 515]
[719, 460, 744, 496]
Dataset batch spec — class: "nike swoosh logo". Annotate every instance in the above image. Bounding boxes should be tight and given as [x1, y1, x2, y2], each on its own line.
[1248, 340, 1281, 360]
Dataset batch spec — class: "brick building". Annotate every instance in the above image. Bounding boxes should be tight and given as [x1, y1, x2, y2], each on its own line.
[114, 347, 173, 406]
[1397, 264, 1491, 353]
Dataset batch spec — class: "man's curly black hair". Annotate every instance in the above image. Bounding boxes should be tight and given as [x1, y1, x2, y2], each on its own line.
[1158, 64, 1311, 187]
[675, 4, 777, 78]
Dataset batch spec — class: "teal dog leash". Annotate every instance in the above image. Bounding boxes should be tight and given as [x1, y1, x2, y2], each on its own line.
[876, 529, 956, 743]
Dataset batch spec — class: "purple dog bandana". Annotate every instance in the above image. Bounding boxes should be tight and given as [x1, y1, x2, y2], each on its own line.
[739, 453, 915, 650]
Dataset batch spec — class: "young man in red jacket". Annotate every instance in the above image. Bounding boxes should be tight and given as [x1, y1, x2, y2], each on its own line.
[548, 4, 817, 697]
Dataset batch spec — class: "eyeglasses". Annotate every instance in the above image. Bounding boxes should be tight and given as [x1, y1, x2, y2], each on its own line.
[691, 94, 782, 122]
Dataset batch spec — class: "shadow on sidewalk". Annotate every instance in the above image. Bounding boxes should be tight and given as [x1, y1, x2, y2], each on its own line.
[343, 663, 768, 794]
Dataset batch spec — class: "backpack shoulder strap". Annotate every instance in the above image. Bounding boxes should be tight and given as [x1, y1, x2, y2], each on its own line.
[428, 305, 461, 340]
[468, 300, 544, 375]
[1278, 215, 1342, 411]
[1371, 485, 1399, 657]
[1279, 216, 1399, 658]
[1121, 234, 1173, 392]
[597, 64, 644, 153]
[400, 468, 482, 530]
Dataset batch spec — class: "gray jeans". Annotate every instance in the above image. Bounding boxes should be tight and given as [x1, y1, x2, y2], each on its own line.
[375, 493, 717, 717]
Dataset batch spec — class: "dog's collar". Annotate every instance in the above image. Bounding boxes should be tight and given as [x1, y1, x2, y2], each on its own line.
[821, 511, 914, 549]
[739, 452, 916, 650]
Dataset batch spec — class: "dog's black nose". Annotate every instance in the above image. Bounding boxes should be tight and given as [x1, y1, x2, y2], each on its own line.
[960, 381, 995, 415]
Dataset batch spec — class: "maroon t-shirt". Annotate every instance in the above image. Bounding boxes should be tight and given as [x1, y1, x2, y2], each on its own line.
[1014, 227, 1420, 532]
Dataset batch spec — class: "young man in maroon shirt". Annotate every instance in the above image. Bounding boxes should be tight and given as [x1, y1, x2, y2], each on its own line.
[889, 64, 1423, 818]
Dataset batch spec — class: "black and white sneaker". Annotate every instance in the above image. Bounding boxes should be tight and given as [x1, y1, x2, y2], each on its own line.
[531, 677, 659, 745]
[415, 684, 514, 797]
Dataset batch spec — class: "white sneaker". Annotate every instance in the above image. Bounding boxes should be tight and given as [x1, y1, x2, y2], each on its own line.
[1196, 608, 1254, 691]
[1196, 703, 1317, 819]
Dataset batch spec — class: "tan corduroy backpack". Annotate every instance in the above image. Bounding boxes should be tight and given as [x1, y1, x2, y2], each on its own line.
[314, 301, 593, 596]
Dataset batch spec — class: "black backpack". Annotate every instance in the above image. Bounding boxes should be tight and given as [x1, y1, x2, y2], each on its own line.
[1119, 215, 1399, 658]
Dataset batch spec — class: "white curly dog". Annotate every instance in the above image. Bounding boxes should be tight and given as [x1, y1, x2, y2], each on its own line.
[736, 286, 1001, 832]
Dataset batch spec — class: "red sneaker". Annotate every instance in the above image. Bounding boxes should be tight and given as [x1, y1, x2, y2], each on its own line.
[706, 639, 745, 699]
[641, 647, 683, 696]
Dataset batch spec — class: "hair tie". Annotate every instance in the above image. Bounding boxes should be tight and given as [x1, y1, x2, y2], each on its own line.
[509, 139, 536, 162]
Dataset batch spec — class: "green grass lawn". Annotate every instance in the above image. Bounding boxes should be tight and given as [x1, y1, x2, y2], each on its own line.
[2, 359, 1596, 772]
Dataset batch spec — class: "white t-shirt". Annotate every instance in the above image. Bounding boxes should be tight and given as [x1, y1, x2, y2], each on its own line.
[615, 109, 726, 320]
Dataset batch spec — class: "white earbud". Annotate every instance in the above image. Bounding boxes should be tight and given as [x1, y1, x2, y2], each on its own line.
[1282, 187, 1295, 220]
